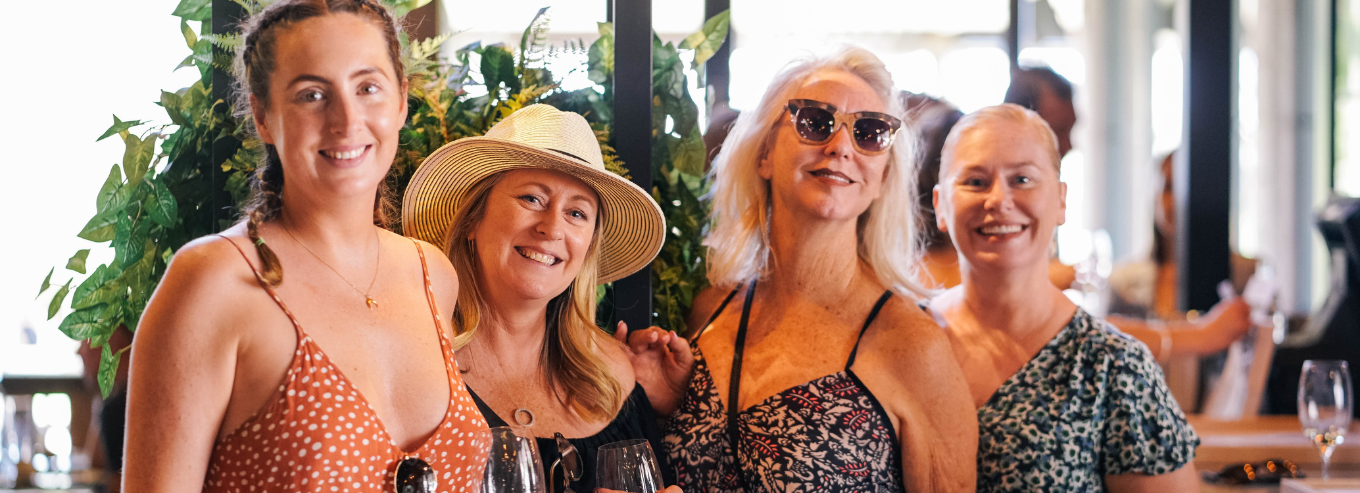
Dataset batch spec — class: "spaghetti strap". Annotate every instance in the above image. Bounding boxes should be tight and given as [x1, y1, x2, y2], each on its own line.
[690, 284, 743, 343]
[408, 238, 445, 332]
[214, 234, 305, 338]
[845, 290, 893, 369]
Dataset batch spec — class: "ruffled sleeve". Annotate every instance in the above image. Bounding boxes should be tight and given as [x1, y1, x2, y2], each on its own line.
[1098, 327, 1200, 475]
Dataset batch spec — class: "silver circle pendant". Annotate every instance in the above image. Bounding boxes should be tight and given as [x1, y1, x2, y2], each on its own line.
[513, 408, 536, 427]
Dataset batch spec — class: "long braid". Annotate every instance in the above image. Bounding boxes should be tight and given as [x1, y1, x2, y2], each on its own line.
[233, 0, 406, 284]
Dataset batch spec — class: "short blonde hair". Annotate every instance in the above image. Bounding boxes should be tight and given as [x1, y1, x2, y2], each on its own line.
[939, 103, 1061, 179]
[704, 46, 930, 299]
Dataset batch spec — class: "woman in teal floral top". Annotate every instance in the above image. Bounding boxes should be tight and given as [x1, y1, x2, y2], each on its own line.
[928, 104, 1200, 492]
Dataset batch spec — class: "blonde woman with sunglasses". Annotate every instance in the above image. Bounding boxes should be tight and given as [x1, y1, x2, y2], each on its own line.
[623, 46, 976, 492]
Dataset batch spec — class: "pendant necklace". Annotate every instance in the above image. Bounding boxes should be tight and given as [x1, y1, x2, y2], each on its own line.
[476, 348, 537, 428]
[282, 221, 382, 310]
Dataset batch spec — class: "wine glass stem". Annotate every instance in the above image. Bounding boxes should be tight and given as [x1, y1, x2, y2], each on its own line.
[1323, 454, 1331, 480]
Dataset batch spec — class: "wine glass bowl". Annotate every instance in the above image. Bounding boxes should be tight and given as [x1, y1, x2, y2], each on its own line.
[475, 426, 547, 493]
[595, 439, 664, 493]
[1298, 360, 1354, 480]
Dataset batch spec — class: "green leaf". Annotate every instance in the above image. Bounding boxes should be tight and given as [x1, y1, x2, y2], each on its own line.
[58, 304, 107, 341]
[171, 0, 211, 21]
[161, 91, 188, 126]
[97, 115, 143, 142]
[684, 10, 730, 69]
[38, 267, 53, 298]
[147, 180, 179, 228]
[73, 263, 118, 307]
[114, 215, 146, 268]
[98, 344, 131, 398]
[480, 45, 517, 97]
[66, 249, 91, 274]
[384, 0, 432, 17]
[48, 280, 71, 320]
[180, 18, 198, 48]
[588, 23, 615, 85]
[123, 134, 156, 185]
[78, 212, 118, 242]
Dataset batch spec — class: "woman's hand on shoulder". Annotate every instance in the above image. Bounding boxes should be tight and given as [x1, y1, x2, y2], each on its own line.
[613, 321, 693, 416]
[123, 233, 256, 492]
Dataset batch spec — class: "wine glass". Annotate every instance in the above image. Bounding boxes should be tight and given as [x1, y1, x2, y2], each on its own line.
[1298, 360, 1354, 479]
[596, 439, 664, 493]
[475, 426, 547, 493]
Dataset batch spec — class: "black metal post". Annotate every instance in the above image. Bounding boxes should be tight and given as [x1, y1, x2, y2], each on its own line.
[212, 0, 247, 228]
[612, 0, 654, 330]
[1178, 0, 1234, 312]
[1007, 0, 1021, 68]
[704, 0, 732, 105]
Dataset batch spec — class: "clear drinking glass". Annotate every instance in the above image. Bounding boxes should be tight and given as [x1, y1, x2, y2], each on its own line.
[596, 439, 664, 493]
[1298, 360, 1354, 479]
[474, 426, 547, 493]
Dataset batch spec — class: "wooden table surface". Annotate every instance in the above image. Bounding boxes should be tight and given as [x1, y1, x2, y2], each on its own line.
[1193, 415, 1360, 492]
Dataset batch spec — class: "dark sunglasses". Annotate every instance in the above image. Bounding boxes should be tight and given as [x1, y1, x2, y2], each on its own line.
[394, 455, 437, 493]
[1211, 458, 1302, 485]
[551, 432, 583, 493]
[786, 99, 903, 155]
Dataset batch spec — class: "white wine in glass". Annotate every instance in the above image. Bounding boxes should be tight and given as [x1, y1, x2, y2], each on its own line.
[1298, 359, 1354, 480]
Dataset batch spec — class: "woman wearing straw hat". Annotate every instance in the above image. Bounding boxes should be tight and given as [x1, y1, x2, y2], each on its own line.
[403, 104, 680, 493]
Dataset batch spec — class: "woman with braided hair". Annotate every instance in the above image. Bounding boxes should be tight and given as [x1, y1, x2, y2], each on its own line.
[124, 1, 488, 491]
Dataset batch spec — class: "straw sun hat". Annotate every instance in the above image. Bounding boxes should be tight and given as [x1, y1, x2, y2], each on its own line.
[402, 104, 665, 284]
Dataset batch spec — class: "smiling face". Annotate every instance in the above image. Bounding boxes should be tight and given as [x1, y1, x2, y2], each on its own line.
[934, 116, 1066, 273]
[469, 168, 601, 307]
[758, 69, 892, 222]
[250, 12, 407, 204]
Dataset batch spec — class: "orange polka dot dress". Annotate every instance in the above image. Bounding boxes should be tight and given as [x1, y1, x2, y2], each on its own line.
[204, 237, 489, 492]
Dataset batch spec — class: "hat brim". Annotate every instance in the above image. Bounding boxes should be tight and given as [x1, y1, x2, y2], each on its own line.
[402, 136, 665, 284]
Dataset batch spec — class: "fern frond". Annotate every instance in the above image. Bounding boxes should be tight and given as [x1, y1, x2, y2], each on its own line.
[201, 33, 243, 50]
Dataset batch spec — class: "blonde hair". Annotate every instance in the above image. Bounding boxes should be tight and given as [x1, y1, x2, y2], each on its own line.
[704, 46, 930, 299]
[444, 171, 623, 421]
[939, 103, 1061, 179]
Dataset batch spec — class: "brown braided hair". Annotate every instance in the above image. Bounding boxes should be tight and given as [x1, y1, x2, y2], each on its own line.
[234, 0, 405, 286]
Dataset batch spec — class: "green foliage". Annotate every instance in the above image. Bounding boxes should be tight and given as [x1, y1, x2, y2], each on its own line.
[42, 1, 729, 395]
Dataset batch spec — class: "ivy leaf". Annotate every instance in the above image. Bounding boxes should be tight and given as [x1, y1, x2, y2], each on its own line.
[384, 0, 432, 17]
[97, 115, 142, 142]
[680, 10, 730, 70]
[123, 133, 156, 185]
[78, 212, 118, 242]
[58, 304, 106, 341]
[480, 45, 516, 97]
[114, 215, 146, 268]
[72, 263, 117, 307]
[66, 249, 91, 274]
[74, 282, 122, 311]
[98, 345, 131, 398]
[147, 180, 179, 228]
[181, 19, 198, 49]
[669, 129, 705, 176]
[587, 23, 615, 86]
[37, 267, 53, 298]
[48, 280, 71, 320]
[171, 0, 211, 22]
[161, 91, 188, 126]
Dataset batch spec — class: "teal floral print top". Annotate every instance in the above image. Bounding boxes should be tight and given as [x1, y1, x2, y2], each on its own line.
[976, 308, 1199, 492]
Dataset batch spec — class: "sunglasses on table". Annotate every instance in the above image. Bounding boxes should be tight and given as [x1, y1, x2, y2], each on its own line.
[785, 99, 903, 155]
[1207, 458, 1303, 485]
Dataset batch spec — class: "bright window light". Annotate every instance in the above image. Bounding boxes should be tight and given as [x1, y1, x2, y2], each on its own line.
[884, 50, 942, 96]
[1018, 46, 1086, 85]
[939, 47, 1011, 113]
[1150, 29, 1184, 157]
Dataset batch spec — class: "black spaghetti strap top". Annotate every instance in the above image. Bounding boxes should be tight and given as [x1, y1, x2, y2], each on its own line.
[665, 281, 905, 493]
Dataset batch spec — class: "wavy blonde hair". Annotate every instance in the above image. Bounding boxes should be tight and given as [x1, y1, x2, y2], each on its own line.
[444, 171, 623, 421]
[704, 46, 930, 299]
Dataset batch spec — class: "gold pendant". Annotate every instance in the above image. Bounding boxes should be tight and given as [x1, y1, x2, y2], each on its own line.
[366, 297, 378, 310]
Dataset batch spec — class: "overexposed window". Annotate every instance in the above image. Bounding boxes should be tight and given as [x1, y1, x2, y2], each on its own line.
[1, 0, 198, 377]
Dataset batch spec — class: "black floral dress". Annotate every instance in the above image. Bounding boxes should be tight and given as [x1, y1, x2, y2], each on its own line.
[976, 308, 1199, 492]
[664, 283, 904, 493]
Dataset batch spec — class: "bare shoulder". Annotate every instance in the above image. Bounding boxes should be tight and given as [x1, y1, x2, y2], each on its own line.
[685, 284, 736, 337]
[137, 228, 260, 353]
[593, 330, 637, 391]
[871, 296, 953, 356]
[405, 235, 459, 307]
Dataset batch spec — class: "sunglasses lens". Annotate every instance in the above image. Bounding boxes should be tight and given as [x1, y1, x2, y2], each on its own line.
[395, 458, 437, 493]
[853, 118, 895, 153]
[556, 434, 582, 481]
[793, 107, 836, 143]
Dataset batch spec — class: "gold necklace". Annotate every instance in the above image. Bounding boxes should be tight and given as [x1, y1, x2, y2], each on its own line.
[281, 222, 382, 310]
[470, 347, 538, 428]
